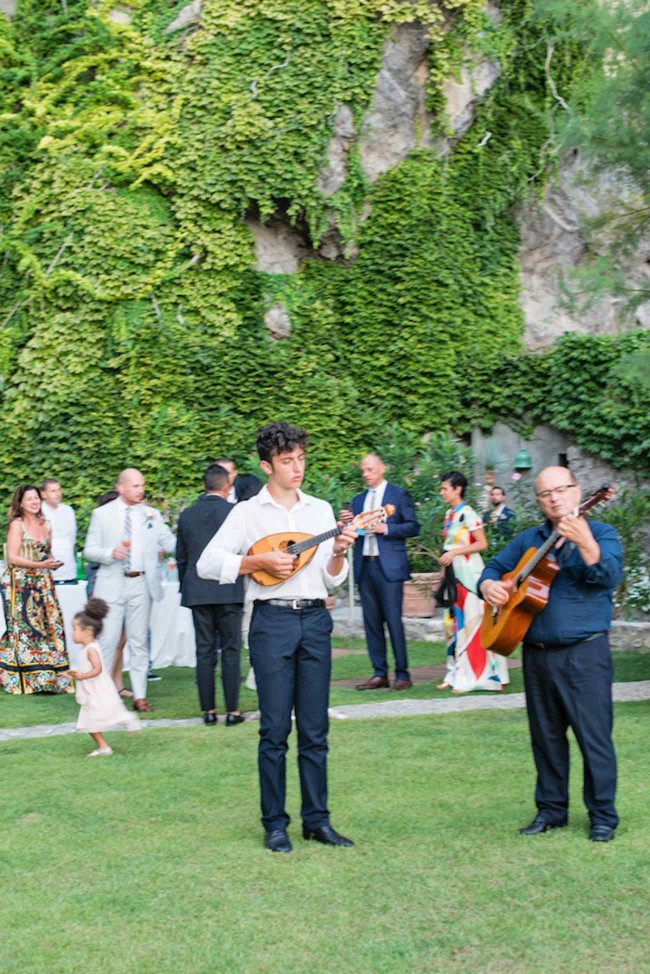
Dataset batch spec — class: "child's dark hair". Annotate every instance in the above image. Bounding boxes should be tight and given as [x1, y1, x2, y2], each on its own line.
[256, 422, 308, 463]
[74, 598, 109, 637]
[440, 470, 468, 497]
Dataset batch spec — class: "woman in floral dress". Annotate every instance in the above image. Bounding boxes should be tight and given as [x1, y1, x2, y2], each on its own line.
[437, 471, 509, 693]
[0, 485, 74, 694]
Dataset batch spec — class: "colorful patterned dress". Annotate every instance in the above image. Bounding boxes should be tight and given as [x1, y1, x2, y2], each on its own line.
[442, 503, 509, 692]
[0, 532, 74, 694]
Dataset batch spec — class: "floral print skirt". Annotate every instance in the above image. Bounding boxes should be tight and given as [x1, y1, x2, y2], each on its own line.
[0, 568, 73, 694]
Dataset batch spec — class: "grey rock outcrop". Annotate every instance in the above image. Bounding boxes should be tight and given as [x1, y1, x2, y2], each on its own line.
[441, 51, 501, 139]
[518, 153, 650, 348]
[0, 0, 17, 18]
[317, 105, 355, 196]
[165, 0, 201, 34]
[246, 217, 309, 275]
[359, 23, 433, 183]
[264, 303, 292, 339]
[108, 8, 131, 24]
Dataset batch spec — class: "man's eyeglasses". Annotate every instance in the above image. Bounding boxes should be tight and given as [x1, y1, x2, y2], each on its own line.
[536, 484, 576, 500]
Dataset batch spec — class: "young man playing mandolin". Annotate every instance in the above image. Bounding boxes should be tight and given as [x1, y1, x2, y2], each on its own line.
[478, 467, 622, 842]
[197, 422, 358, 853]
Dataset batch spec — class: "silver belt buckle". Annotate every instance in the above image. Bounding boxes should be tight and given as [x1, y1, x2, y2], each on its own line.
[291, 599, 301, 610]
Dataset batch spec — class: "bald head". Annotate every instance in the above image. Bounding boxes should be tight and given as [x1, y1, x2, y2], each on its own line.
[534, 466, 577, 493]
[117, 468, 145, 506]
[360, 454, 386, 489]
[535, 466, 580, 525]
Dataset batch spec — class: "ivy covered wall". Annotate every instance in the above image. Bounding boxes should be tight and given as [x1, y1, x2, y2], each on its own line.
[0, 0, 647, 517]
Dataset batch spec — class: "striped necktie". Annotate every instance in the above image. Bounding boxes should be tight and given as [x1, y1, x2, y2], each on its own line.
[368, 489, 378, 556]
[124, 506, 132, 572]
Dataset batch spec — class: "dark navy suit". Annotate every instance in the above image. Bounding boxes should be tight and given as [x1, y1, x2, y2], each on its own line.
[352, 483, 420, 681]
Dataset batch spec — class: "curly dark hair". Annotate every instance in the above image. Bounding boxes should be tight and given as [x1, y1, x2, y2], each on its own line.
[74, 598, 110, 637]
[256, 422, 308, 462]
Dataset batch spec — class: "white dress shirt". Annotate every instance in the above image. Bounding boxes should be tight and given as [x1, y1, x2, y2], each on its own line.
[117, 498, 145, 572]
[362, 480, 387, 556]
[42, 501, 77, 581]
[197, 485, 348, 601]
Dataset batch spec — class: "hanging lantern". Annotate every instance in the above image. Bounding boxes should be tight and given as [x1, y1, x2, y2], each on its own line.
[514, 448, 533, 472]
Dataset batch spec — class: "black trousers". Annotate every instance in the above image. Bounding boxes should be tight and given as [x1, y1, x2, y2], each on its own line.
[190, 603, 243, 713]
[358, 559, 409, 681]
[248, 602, 332, 832]
[523, 634, 618, 829]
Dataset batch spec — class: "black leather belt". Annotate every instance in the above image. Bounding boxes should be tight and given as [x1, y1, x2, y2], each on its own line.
[524, 632, 606, 651]
[258, 598, 326, 611]
[363, 556, 379, 561]
[124, 571, 145, 578]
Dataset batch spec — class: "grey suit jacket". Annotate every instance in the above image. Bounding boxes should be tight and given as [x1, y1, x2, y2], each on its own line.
[83, 499, 176, 603]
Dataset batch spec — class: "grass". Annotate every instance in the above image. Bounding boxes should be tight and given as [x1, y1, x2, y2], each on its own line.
[2, 704, 649, 974]
[1, 640, 649, 729]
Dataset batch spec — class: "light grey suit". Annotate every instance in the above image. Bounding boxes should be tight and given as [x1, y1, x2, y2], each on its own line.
[83, 499, 175, 698]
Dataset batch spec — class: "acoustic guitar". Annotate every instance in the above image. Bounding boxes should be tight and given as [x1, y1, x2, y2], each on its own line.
[249, 504, 395, 587]
[480, 484, 613, 656]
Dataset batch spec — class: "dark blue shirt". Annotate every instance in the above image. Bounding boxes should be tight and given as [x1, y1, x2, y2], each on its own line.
[478, 520, 623, 645]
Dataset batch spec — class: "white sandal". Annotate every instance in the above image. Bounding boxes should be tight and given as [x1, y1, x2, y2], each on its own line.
[88, 746, 113, 757]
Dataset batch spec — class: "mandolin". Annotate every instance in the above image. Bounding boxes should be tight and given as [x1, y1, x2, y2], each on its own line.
[249, 505, 395, 587]
[480, 484, 613, 656]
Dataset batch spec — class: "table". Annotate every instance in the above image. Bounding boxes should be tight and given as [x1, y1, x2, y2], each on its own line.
[0, 580, 197, 669]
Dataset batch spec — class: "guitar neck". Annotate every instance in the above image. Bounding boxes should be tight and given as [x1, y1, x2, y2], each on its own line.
[519, 529, 560, 583]
[287, 527, 341, 556]
[517, 484, 611, 584]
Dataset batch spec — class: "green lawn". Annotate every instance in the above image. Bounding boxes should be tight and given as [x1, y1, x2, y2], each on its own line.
[1, 640, 649, 729]
[2, 705, 649, 974]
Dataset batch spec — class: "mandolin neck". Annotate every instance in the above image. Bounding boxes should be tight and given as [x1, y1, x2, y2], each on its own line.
[287, 527, 341, 556]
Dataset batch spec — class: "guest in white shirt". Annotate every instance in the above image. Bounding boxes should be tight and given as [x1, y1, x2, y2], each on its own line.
[198, 422, 357, 854]
[215, 457, 238, 504]
[83, 468, 175, 713]
[40, 479, 78, 584]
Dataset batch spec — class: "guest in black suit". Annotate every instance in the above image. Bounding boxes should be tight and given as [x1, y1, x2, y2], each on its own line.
[342, 454, 420, 691]
[176, 464, 245, 726]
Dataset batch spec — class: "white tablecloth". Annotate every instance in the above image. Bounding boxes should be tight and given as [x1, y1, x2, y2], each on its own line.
[0, 580, 196, 669]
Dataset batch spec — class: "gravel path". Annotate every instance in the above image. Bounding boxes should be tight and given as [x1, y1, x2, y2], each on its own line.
[2, 681, 649, 742]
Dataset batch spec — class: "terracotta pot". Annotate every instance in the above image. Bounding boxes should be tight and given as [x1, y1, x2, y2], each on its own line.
[402, 572, 441, 618]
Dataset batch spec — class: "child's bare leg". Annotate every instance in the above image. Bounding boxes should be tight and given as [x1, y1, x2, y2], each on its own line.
[90, 732, 109, 749]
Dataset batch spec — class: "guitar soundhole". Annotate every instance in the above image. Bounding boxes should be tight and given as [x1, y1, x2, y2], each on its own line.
[280, 540, 297, 552]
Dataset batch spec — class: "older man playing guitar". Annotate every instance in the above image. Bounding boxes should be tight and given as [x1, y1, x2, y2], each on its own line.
[479, 467, 621, 842]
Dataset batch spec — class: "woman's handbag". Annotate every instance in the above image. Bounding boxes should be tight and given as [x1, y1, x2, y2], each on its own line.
[434, 563, 457, 609]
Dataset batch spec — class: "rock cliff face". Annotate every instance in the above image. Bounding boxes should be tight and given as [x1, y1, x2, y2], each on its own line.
[518, 153, 650, 349]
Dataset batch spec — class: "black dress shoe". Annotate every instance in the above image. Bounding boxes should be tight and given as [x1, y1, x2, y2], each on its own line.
[590, 825, 615, 842]
[519, 815, 567, 835]
[203, 713, 218, 725]
[264, 829, 292, 853]
[302, 825, 354, 847]
[226, 713, 245, 726]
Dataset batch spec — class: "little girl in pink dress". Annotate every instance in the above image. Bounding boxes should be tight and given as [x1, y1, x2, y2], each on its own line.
[68, 598, 140, 756]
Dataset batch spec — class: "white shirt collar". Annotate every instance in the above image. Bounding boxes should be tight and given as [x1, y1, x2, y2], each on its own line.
[258, 484, 311, 511]
[367, 480, 387, 494]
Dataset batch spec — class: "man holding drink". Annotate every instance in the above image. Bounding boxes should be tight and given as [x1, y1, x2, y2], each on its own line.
[83, 469, 175, 712]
